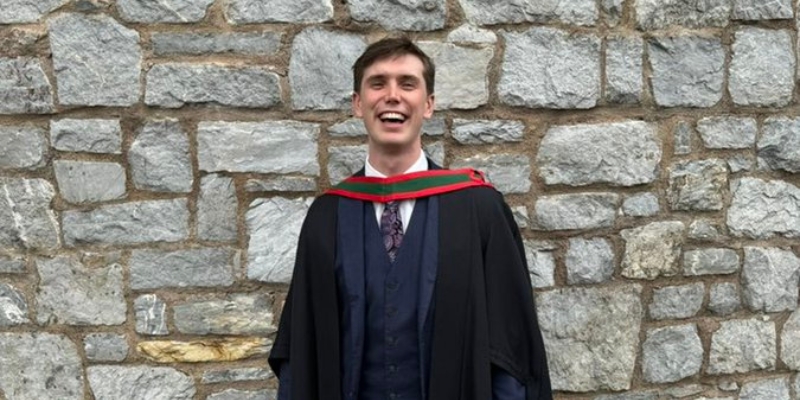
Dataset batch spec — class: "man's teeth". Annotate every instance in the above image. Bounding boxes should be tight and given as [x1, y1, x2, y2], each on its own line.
[380, 112, 406, 122]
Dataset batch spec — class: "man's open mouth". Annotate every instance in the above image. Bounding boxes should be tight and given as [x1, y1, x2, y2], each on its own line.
[379, 112, 407, 124]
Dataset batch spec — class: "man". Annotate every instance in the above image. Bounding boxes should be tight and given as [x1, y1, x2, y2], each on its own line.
[269, 37, 552, 400]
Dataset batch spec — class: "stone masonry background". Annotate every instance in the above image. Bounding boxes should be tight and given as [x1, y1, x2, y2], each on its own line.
[1, 0, 800, 398]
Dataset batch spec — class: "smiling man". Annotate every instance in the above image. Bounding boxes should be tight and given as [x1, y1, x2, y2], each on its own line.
[269, 37, 552, 400]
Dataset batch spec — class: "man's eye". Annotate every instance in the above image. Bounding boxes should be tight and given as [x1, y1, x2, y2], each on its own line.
[370, 82, 384, 88]
[401, 82, 416, 89]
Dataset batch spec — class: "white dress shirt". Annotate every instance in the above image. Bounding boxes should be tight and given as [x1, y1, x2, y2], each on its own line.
[365, 152, 428, 232]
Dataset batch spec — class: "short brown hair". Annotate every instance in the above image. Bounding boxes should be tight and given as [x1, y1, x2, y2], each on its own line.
[352, 37, 435, 95]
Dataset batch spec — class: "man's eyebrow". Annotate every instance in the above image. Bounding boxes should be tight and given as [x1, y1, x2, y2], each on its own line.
[365, 73, 420, 82]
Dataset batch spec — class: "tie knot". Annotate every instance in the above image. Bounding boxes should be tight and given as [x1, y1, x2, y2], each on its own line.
[386, 201, 400, 211]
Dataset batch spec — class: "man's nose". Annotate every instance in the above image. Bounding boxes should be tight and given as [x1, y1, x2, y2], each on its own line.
[384, 83, 400, 102]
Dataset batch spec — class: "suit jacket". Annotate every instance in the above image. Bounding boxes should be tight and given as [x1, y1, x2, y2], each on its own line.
[269, 169, 552, 400]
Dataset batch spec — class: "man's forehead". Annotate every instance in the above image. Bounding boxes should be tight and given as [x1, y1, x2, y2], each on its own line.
[362, 54, 425, 79]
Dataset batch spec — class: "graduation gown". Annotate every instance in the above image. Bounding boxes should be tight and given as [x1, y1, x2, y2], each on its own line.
[269, 182, 552, 400]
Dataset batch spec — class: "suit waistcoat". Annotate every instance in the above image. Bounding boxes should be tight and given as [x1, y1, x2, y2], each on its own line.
[359, 197, 428, 400]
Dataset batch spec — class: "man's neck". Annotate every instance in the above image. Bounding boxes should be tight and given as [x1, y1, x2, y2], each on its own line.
[367, 147, 423, 177]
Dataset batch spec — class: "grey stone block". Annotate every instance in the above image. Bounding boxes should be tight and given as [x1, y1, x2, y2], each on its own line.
[781, 309, 800, 369]
[87, 366, 195, 400]
[0, 126, 48, 170]
[130, 248, 236, 290]
[51, 119, 122, 154]
[423, 142, 445, 167]
[511, 206, 529, 229]
[63, 199, 189, 246]
[202, 367, 272, 383]
[198, 120, 319, 175]
[0, 254, 26, 273]
[649, 283, 704, 320]
[145, 64, 280, 108]
[602, 0, 624, 26]
[0, 283, 29, 326]
[418, 42, 492, 109]
[605, 36, 643, 104]
[648, 36, 724, 107]
[684, 248, 739, 276]
[733, 0, 793, 20]
[708, 318, 776, 374]
[635, 0, 730, 29]
[535, 193, 618, 231]
[673, 121, 693, 155]
[84, 333, 128, 362]
[740, 377, 790, 400]
[48, 13, 141, 106]
[129, 119, 192, 193]
[173, 294, 276, 335]
[327, 145, 367, 185]
[759, 117, 800, 173]
[348, 0, 445, 31]
[538, 121, 660, 186]
[451, 154, 531, 194]
[688, 218, 721, 241]
[225, 0, 332, 23]
[208, 389, 276, 400]
[742, 247, 800, 312]
[36, 256, 126, 326]
[730, 28, 795, 107]
[133, 294, 168, 336]
[0, 58, 54, 114]
[151, 31, 282, 56]
[198, 174, 238, 241]
[0, 178, 59, 251]
[593, 391, 658, 400]
[54, 161, 126, 203]
[447, 24, 497, 45]
[290, 28, 365, 110]
[246, 197, 313, 283]
[500, 27, 600, 109]
[728, 155, 753, 173]
[537, 285, 642, 391]
[0, 333, 83, 400]
[621, 221, 685, 280]
[117, 0, 213, 23]
[566, 238, 614, 284]
[134, 294, 168, 336]
[459, 0, 597, 26]
[709, 283, 740, 316]
[667, 159, 728, 211]
[452, 119, 524, 144]
[728, 178, 800, 239]
[328, 119, 368, 137]
[0, 0, 68, 23]
[245, 177, 317, 192]
[422, 117, 447, 136]
[697, 116, 757, 149]
[622, 192, 659, 217]
[642, 324, 703, 383]
[524, 241, 556, 288]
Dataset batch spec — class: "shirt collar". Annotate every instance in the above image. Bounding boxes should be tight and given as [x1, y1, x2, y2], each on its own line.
[365, 151, 428, 178]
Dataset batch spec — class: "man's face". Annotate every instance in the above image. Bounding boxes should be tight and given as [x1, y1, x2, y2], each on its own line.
[352, 54, 434, 154]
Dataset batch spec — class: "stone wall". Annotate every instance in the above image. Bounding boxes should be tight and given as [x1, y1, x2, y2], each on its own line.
[1, 0, 799, 399]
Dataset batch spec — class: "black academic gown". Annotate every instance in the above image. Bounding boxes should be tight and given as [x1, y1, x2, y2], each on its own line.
[269, 172, 552, 400]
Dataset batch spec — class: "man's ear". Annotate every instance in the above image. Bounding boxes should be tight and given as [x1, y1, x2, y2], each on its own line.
[424, 94, 435, 119]
[352, 92, 363, 117]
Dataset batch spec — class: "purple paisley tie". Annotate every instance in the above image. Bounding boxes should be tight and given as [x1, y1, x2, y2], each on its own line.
[380, 201, 403, 263]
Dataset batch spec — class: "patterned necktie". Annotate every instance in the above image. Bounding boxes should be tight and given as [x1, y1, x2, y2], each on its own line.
[380, 201, 403, 263]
